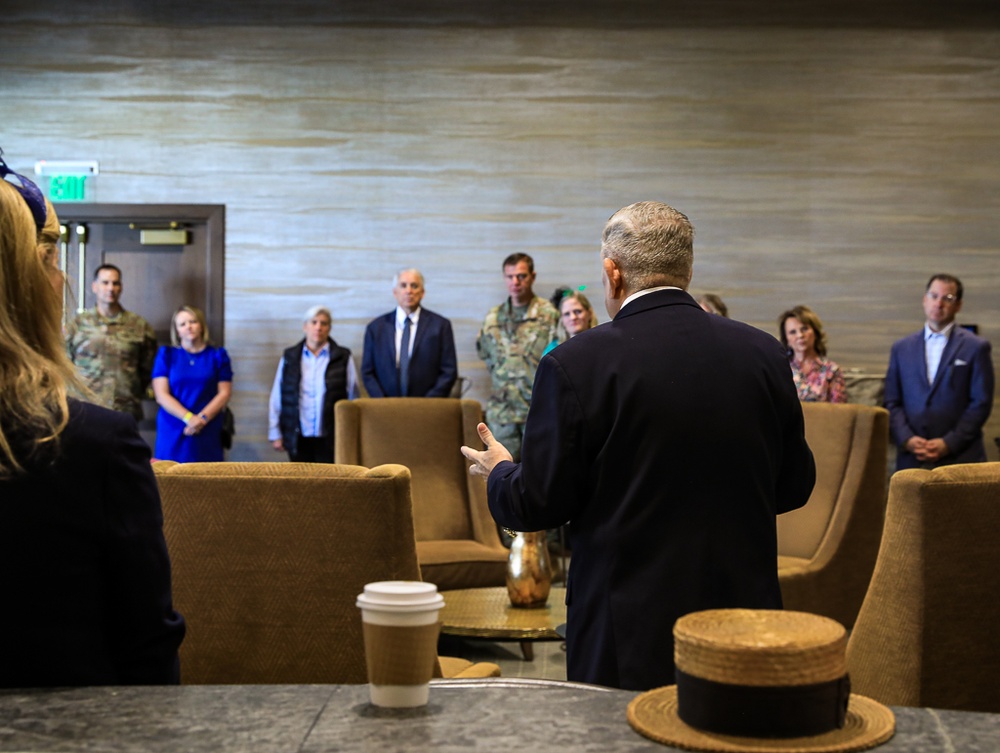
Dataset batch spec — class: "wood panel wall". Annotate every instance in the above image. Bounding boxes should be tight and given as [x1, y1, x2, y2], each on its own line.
[4, 1, 998, 460]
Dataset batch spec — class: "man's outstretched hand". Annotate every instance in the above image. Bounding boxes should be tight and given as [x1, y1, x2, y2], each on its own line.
[461, 422, 514, 479]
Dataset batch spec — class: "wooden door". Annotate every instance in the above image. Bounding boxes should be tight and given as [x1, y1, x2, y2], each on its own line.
[54, 203, 225, 448]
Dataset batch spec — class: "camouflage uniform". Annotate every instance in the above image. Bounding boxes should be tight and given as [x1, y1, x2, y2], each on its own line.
[66, 308, 157, 421]
[477, 296, 560, 460]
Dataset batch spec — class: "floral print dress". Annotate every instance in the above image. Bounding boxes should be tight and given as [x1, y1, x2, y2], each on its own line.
[789, 356, 847, 403]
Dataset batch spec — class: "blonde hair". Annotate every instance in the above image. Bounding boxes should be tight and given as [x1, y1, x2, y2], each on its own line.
[170, 305, 210, 347]
[37, 197, 67, 304]
[0, 181, 78, 476]
[38, 196, 61, 249]
[559, 291, 599, 330]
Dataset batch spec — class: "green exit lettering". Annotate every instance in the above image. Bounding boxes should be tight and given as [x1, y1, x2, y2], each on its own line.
[49, 175, 87, 201]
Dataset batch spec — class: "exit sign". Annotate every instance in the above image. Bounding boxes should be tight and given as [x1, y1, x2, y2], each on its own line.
[35, 160, 99, 203]
[49, 175, 88, 201]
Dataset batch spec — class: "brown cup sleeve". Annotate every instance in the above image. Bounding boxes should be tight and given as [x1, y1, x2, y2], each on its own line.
[363, 621, 441, 686]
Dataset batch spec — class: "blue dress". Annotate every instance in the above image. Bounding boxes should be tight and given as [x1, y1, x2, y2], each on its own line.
[153, 346, 233, 462]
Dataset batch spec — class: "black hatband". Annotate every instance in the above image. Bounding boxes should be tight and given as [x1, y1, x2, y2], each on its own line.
[675, 669, 850, 738]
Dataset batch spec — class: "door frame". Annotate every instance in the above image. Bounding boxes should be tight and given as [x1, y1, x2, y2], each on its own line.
[54, 203, 226, 342]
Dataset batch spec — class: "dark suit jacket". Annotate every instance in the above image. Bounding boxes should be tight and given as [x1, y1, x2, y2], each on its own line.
[361, 307, 457, 397]
[487, 290, 815, 690]
[884, 326, 994, 470]
[0, 400, 186, 687]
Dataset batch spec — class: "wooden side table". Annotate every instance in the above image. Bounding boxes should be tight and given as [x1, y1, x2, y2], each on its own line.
[440, 586, 567, 661]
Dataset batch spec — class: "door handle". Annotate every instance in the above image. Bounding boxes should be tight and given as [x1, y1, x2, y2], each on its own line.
[76, 224, 88, 313]
[59, 224, 69, 316]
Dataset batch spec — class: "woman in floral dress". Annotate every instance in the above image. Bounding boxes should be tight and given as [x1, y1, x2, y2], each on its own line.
[778, 305, 847, 403]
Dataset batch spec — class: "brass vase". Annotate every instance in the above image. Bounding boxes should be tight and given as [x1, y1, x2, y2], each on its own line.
[506, 530, 552, 608]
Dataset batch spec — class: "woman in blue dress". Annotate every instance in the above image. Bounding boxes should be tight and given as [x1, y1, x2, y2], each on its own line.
[152, 306, 233, 462]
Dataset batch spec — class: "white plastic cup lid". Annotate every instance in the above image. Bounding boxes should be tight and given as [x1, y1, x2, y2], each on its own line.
[356, 580, 445, 612]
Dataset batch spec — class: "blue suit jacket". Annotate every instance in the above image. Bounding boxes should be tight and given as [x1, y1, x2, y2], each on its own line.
[487, 290, 815, 690]
[884, 326, 994, 470]
[361, 307, 457, 397]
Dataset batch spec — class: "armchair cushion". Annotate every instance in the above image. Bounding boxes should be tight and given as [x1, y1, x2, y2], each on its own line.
[336, 399, 508, 590]
[846, 463, 1000, 712]
[776, 402, 889, 627]
[154, 461, 499, 684]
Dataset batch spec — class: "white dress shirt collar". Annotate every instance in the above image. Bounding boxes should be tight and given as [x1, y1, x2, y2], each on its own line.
[620, 285, 683, 313]
[302, 340, 329, 358]
[924, 321, 956, 341]
[923, 322, 955, 386]
[396, 306, 421, 327]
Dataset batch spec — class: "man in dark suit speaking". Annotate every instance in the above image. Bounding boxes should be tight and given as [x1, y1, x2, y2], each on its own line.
[462, 202, 816, 691]
[361, 268, 457, 398]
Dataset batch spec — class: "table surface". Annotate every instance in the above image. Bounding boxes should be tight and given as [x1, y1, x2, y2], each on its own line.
[0, 679, 998, 752]
[440, 586, 567, 640]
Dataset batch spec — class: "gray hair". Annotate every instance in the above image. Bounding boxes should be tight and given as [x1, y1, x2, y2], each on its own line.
[601, 201, 694, 291]
[303, 305, 332, 323]
[393, 268, 425, 286]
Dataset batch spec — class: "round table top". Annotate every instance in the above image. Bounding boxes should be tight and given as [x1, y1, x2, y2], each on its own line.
[0, 681, 989, 752]
[440, 586, 567, 640]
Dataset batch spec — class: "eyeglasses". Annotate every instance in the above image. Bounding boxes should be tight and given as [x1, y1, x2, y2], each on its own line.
[0, 151, 48, 233]
[926, 292, 958, 304]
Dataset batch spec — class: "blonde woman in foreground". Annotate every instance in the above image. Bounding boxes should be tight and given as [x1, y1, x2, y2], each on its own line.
[0, 161, 185, 688]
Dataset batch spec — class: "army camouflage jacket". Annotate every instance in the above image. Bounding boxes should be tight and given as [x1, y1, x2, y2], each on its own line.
[66, 308, 157, 421]
[476, 295, 560, 425]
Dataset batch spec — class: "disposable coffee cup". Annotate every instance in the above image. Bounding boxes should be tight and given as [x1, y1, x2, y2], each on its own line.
[356, 581, 445, 708]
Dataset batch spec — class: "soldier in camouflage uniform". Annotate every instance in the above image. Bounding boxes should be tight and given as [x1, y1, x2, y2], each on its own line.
[476, 253, 560, 461]
[66, 264, 157, 421]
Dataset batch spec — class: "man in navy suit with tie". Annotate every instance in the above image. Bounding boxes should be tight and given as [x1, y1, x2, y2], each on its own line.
[885, 274, 994, 470]
[361, 268, 458, 398]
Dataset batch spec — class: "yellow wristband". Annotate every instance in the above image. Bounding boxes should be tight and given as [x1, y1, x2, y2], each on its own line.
[183, 411, 193, 423]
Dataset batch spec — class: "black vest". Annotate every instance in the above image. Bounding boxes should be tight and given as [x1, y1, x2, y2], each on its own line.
[278, 338, 351, 457]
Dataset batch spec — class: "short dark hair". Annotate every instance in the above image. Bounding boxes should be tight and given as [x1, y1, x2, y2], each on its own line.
[926, 274, 963, 301]
[502, 253, 534, 273]
[93, 263, 122, 280]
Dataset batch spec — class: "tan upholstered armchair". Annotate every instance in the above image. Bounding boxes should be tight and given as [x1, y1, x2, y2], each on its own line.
[846, 463, 1000, 712]
[777, 402, 889, 628]
[153, 461, 499, 683]
[335, 398, 509, 591]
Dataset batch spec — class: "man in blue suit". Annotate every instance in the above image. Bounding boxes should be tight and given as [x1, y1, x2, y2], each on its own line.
[462, 202, 815, 690]
[361, 268, 458, 398]
[885, 274, 994, 470]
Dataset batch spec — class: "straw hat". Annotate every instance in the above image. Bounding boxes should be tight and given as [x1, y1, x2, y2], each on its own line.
[627, 609, 895, 753]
